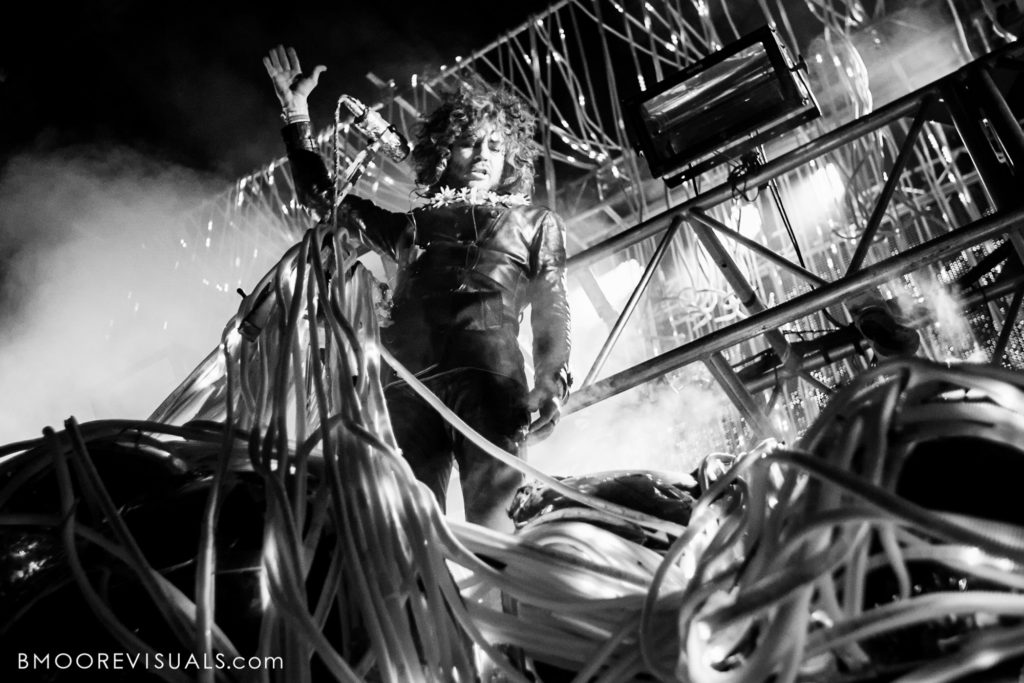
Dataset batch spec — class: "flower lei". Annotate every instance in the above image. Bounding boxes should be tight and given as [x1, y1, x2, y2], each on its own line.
[426, 186, 530, 209]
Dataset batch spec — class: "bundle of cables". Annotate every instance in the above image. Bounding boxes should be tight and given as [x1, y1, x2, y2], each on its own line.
[0, 223, 687, 683]
[672, 360, 1024, 683]
[1, 220, 1022, 682]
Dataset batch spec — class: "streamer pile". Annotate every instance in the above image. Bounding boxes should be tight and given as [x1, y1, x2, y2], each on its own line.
[1, 224, 1021, 682]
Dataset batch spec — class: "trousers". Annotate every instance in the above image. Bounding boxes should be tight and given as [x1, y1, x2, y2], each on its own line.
[385, 368, 530, 527]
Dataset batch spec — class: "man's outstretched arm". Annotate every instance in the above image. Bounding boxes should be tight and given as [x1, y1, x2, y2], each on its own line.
[264, 45, 409, 260]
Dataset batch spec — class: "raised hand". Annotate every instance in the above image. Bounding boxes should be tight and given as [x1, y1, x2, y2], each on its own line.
[263, 45, 326, 111]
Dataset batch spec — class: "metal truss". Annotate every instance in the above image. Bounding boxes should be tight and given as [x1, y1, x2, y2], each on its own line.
[174, 3, 996, 274]
[563, 41, 1024, 441]
[185, 0, 982, 259]
[159, 0, 1022, 451]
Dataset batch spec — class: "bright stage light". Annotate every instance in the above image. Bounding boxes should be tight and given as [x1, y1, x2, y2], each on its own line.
[622, 26, 819, 185]
[730, 203, 763, 238]
[783, 161, 846, 231]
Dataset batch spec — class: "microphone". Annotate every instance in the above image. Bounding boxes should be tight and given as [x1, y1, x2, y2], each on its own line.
[339, 94, 411, 162]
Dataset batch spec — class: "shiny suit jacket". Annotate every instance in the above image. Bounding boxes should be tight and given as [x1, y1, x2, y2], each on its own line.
[282, 121, 571, 396]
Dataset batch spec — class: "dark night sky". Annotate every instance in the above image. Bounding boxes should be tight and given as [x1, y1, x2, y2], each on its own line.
[0, 0, 556, 180]
[0, 0, 565, 439]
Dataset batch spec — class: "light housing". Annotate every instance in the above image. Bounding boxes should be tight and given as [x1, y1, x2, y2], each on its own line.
[622, 26, 819, 185]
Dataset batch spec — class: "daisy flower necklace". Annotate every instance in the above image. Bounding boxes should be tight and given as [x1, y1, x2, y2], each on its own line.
[426, 186, 530, 209]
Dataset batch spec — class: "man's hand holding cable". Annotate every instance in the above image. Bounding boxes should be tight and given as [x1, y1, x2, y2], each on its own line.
[526, 375, 567, 441]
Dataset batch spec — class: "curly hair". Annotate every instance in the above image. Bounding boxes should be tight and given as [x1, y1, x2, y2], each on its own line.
[411, 81, 541, 196]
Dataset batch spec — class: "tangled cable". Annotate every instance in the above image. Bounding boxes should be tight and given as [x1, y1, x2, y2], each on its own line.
[672, 359, 1024, 683]
[2, 219, 1022, 682]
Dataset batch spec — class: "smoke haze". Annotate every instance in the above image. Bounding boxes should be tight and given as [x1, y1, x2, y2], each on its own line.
[530, 259, 741, 476]
[0, 149, 255, 443]
[892, 271, 981, 362]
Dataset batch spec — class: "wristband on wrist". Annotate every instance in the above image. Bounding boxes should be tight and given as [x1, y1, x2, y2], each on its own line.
[280, 107, 311, 124]
[554, 367, 573, 401]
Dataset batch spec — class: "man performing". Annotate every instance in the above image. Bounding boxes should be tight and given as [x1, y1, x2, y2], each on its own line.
[264, 46, 571, 531]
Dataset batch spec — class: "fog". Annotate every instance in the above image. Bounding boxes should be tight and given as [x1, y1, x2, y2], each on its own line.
[892, 271, 984, 362]
[530, 258, 742, 477]
[0, 149, 286, 443]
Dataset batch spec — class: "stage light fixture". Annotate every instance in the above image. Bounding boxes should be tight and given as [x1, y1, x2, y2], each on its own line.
[622, 26, 820, 186]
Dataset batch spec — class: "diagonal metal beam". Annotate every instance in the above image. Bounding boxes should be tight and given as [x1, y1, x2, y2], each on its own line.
[992, 286, 1024, 366]
[704, 352, 779, 439]
[688, 215, 795, 363]
[688, 210, 818, 432]
[846, 94, 935, 274]
[565, 203, 1024, 414]
[581, 215, 684, 387]
[688, 208, 828, 287]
